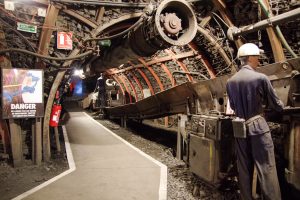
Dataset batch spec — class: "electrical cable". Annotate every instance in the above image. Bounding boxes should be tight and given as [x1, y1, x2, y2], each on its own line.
[0, 48, 94, 61]
[0, 17, 36, 52]
[215, 57, 238, 76]
[211, 12, 230, 28]
[83, 16, 145, 43]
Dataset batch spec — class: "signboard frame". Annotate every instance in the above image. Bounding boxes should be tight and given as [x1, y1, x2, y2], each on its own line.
[17, 22, 37, 34]
[1, 68, 44, 119]
[57, 32, 73, 50]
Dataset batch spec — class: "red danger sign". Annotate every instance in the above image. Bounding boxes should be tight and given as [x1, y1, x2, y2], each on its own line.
[57, 32, 73, 50]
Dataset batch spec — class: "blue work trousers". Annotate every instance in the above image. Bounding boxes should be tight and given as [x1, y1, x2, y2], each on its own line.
[235, 132, 281, 200]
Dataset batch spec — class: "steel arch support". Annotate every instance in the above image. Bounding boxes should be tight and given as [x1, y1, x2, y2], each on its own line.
[129, 71, 144, 99]
[136, 68, 155, 95]
[138, 58, 165, 91]
[161, 63, 176, 87]
[123, 74, 139, 102]
[188, 43, 216, 79]
[165, 49, 193, 82]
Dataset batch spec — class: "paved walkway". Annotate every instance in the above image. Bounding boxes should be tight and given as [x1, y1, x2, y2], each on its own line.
[14, 111, 167, 200]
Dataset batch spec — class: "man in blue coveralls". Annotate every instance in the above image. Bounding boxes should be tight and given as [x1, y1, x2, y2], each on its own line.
[226, 43, 283, 200]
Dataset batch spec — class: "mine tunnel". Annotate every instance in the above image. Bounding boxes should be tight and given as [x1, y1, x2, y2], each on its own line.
[0, 0, 300, 199]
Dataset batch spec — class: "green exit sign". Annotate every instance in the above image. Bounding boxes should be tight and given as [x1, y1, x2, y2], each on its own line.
[17, 22, 37, 33]
[98, 40, 111, 47]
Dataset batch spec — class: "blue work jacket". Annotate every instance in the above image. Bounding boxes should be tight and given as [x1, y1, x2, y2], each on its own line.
[226, 65, 284, 136]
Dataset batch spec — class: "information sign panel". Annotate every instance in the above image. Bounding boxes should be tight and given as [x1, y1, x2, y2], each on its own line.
[1, 68, 44, 119]
[57, 32, 73, 50]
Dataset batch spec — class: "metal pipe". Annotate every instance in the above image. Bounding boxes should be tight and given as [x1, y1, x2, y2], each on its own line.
[227, 7, 300, 40]
[0, 18, 36, 53]
[257, 0, 298, 58]
[282, 107, 300, 114]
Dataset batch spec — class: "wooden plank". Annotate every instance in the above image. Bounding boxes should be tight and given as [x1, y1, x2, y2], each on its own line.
[262, 0, 285, 62]
[252, 165, 258, 199]
[43, 70, 66, 161]
[211, 0, 243, 47]
[164, 117, 169, 128]
[31, 122, 35, 163]
[32, 118, 42, 165]
[0, 120, 10, 154]
[9, 119, 23, 167]
[96, 7, 105, 24]
[37, 4, 59, 56]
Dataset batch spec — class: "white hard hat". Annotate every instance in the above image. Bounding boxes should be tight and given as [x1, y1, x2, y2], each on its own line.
[237, 43, 261, 58]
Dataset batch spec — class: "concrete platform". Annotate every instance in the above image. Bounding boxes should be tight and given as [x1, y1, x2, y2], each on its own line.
[13, 111, 167, 200]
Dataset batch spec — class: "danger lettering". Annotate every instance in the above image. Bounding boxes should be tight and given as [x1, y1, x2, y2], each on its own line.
[11, 104, 36, 110]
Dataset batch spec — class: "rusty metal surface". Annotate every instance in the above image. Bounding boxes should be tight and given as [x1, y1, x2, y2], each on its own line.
[188, 43, 216, 78]
[161, 63, 176, 87]
[107, 51, 196, 75]
[136, 68, 155, 95]
[118, 74, 133, 103]
[128, 71, 144, 99]
[192, 75, 230, 113]
[105, 82, 196, 119]
[138, 58, 164, 91]
[105, 57, 300, 119]
[123, 74, 138, 102]
[165, 49, 193, 82]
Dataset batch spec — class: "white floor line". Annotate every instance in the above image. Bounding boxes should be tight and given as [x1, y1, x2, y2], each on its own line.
[12, 126, 76, 200]
[83, 112, 168, 200]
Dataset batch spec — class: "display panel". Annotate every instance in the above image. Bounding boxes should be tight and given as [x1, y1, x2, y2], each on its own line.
[1, 68, 44, 119]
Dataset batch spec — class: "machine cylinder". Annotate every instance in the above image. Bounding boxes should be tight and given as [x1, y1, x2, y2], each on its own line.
[90, 0, 197, 73]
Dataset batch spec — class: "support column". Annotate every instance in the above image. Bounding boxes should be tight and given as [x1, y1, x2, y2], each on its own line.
[32, 118, 42, 165]
[9, 120, 22, 167]
[121, 116, 127, 128]
[177, 114, 188, 160]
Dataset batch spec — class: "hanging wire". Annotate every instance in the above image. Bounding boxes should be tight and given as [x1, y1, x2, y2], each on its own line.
[215, 57, 238, 76]
[211, 12, 237, 74]
[211, 12, 230, 28]
[83, 16, 145, 43]
[0, 48, 94, 61]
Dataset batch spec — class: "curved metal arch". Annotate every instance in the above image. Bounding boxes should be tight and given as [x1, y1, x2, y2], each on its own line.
[165, 49, 194, 82]
[136, 68, 155, 95]
[117, 74, 133, 103]
[160, 63, 175, 87]
[196, 26, 234, 73]
[112, 75, 125, 95]
[188, 43, 216, 79]
[122, 74, 138, 102]
[138, 58, 165, 91]
[128, 71, 144, 99]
